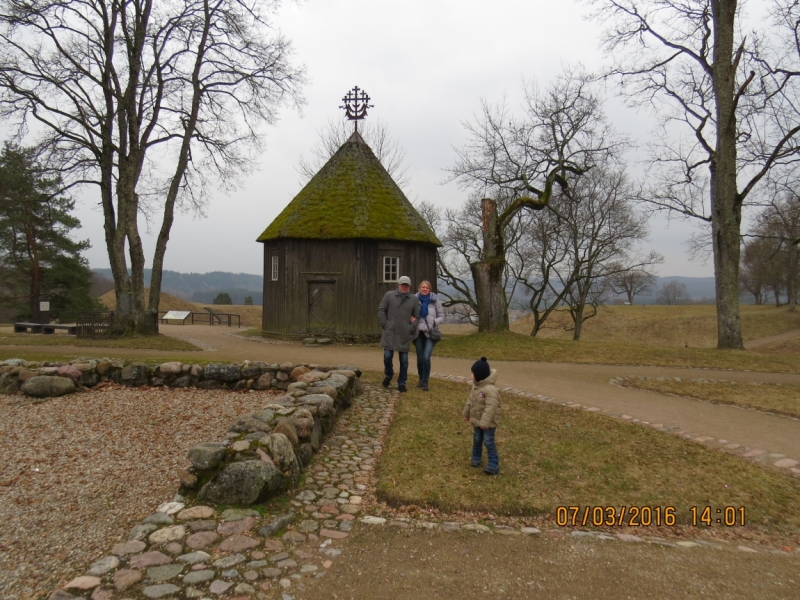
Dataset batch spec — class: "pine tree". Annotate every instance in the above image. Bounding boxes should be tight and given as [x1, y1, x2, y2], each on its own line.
[0, 143, 99, 320]
[212, 292, 232, 305]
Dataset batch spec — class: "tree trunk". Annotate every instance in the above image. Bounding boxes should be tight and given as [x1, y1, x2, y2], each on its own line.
[469, 198, 510, 332]
[710, 0, 744, 349]
[150, 2, 209, 318]
[117, 159, 148, 333]
[471, 259, 509, 332]
[25, 226, 41, 321]
[572, 303, 585, 341]
[787, 245, 797, 312]
[572, 281, 591, 341]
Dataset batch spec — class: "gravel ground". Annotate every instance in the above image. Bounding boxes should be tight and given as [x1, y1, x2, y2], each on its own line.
[0, 384, 277, 600]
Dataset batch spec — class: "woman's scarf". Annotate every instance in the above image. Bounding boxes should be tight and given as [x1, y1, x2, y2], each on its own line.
[418, 293, 431, 319]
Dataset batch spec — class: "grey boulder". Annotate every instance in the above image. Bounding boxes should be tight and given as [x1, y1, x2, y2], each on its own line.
[229, 415, 272, 434]
[203, 363, 241, 382]
[197, 460, 285, 506]
[21, 376, 76, 398]
[187, 442, 227, 470]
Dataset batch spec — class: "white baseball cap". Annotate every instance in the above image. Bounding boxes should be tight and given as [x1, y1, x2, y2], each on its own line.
[397, 276, 411, 286]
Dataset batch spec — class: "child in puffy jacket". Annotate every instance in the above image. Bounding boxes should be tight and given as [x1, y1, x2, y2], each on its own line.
[462, 356, 500, 475]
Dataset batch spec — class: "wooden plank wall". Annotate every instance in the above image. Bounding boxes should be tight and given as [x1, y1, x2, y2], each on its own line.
[261, 239, 437, 336]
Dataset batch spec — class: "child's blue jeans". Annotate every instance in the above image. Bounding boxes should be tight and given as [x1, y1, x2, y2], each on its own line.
[472, 427, 499, 473]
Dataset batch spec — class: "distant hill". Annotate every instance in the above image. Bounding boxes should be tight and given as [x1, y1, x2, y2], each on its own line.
[92, 269, 263, 304]
[441, 275, 718, 307]
[90, 269, 718, 307]
[637, 276, 717, 304]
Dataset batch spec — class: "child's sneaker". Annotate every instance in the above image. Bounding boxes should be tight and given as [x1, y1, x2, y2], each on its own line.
[483, 468, 499, 475]
[470, 461, 480, 468]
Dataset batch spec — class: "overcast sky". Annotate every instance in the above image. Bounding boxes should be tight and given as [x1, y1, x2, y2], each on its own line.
[69, 0, 721, 277]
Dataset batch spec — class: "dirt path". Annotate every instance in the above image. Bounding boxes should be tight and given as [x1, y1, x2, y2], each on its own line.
[4, 324, 799, 459]
[299, 527, 799, 600]
[744, 328, 800, 349]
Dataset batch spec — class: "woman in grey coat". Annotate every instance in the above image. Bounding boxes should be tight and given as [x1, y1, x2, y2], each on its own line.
[413, 280, 444, 391]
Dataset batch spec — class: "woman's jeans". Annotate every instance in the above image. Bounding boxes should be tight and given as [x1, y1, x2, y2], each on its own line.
[413, 334, 437, 383]
[472, 427, 499, 473]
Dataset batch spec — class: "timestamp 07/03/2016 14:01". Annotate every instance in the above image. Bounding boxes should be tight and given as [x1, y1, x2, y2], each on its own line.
[556, 506, 746, 527]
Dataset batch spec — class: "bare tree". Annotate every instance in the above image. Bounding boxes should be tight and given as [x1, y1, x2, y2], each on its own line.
[740, 237, 772, 304]
[448, 67, 627, 331]
[585, 0, 800, 348]
[552, 168, 660, 340]
[298, 118, 410, 189]
[427, 194, 534, 327]
[745, 193, 800, 309]
[0, 0, 305, 331]
[608, 265, 660, 304]
[518, 204, 573, 337]
[657, 281, 691, 305]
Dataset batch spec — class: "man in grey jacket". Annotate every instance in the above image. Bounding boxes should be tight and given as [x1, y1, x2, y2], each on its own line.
[378, 275, 420, 392]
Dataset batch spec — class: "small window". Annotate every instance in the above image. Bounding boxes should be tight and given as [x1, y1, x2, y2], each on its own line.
[383, 256, 398, 282]
[271, 256, 279, 281]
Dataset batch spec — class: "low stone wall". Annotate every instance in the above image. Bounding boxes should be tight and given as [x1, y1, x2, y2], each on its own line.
[0, 357, 358, 397]
[183, 366, 363, 507]
[0, 357, 364, 507]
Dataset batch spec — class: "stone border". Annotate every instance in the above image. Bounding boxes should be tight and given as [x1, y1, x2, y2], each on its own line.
[356, 515, 800, 559]
[0, 357, 354, 398]
[1, 357, 367, 507]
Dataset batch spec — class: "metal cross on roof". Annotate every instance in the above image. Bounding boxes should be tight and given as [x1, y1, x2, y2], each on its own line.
[339, 86, 373, 132]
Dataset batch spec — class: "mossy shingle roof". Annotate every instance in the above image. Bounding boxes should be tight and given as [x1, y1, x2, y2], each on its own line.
[257, 132, 441, 246]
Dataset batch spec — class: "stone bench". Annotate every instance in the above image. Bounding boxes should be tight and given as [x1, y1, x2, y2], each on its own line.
[42, 323, 77, 335]
[13, 322, 43, 333]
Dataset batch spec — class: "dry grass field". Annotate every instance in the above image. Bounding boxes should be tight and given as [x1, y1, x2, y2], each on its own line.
[443, 304, 800, 348]
[626, 379, 800, 419]
[374, 373, 800, 533]
[98, 290, 262, 327]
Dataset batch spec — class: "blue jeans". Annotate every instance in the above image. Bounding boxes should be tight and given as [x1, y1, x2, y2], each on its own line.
[472, 427, 499, 473]
[383, 349, 409, 386]
[413, 335, 437, 383]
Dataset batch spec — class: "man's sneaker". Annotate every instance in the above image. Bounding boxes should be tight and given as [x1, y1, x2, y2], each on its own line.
[416, 380, 424, 388]
[382, 377, 391, 388]
[422, 382, 429, 392]
[398, 384, 407, 393]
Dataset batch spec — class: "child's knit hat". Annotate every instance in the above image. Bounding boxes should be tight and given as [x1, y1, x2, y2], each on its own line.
[471, 357, 491, 382]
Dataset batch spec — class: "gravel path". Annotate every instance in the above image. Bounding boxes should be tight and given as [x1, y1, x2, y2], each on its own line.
[0, 385, 275, 600]
[744, 328, 800, 349]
